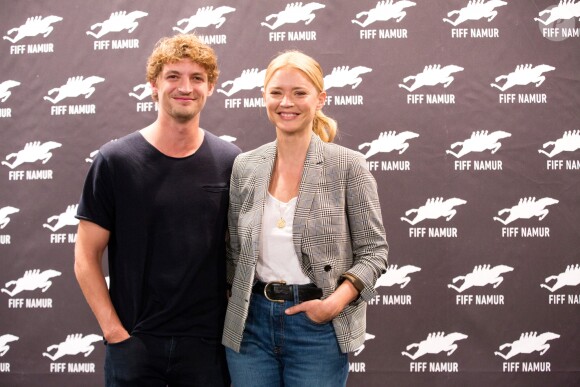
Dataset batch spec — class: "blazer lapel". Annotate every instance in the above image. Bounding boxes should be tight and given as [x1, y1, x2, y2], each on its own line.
[249, 143, 277, 262]
[293, 134, 324, 258]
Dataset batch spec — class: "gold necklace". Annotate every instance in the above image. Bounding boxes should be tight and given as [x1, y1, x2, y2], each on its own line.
[276, 200, 287, 229]
[270, 156, 300, 229]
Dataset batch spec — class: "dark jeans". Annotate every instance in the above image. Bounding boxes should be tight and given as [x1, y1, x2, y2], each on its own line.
[104, 333, 229, 387]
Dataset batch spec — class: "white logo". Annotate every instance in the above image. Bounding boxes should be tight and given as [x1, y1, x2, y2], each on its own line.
[1, 269, 62, 297]
[43, 204, 79, 232]
[490, 64, 555, 92]
[44, 76, 105, 104]
[217, 68, 265, 97]
[86, 11, 148, 39]
[85, 139, 118, 163]
[352, 0, 416, 27]
[0, 334, 19, 357]
[493, 197, 558, 225]
[3, 15, 63, 43]
[541, 264, 580, 292]
[174, 6, 236, 33]
[128, 83, 152, 100]
[2, 141, 62, 169]
[0, 206, 19, 229]
[42, 333, 102, 361]
[359, 131, 419, 159]
[375, 264, 421, 288]
[401, 197, 467, 225]
[353, 333, 376, 356]
[85, 150, 99, 163]
[402, 332, 468, 360]
[324, 66, 372, 90]
[494, 331, 560, 360]
[538, 130, 580, 158]
[219, 135, 237, 143]
[446, 130, 511, 158]
[448, 264, 514, 293]
[535, 0, 580, 26]
[399, 64, 464, 92]
[0, 80, 21, 103]
[443, 0, 507, 27]
[261, 2, 326, 30]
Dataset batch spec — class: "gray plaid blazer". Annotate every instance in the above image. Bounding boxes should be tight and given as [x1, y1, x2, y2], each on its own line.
[222, 134, 388, 353]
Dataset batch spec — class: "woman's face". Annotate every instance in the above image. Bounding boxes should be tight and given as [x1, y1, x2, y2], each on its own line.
[263, 67, 326, 137]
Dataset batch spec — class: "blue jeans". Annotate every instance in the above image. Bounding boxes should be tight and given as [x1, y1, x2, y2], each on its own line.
[104, 333, 229, 387]
[226, 290, 349, 387]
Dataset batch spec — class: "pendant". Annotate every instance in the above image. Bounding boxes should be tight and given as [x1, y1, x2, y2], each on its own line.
[276, 218, 286, 229]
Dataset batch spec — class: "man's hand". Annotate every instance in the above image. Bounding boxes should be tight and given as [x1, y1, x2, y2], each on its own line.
[104, 327, 130, 344]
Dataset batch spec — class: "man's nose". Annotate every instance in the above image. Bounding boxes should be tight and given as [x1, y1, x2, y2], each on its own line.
[177, 79, 193, 93]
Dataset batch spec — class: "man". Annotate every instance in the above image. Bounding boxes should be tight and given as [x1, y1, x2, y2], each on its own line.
[74, 34, 240, 386]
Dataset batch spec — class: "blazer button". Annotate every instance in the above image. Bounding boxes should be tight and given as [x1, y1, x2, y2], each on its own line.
[324, 265, 332, 272]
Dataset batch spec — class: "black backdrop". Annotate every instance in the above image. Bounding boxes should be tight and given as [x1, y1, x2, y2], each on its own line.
[1, 1, 579, 386]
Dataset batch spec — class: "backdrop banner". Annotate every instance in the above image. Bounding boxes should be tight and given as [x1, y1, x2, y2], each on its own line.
[1, 1, 579, 386]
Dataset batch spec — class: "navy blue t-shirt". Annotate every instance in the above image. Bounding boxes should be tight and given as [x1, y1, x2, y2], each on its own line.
[77, 130, 241, 338]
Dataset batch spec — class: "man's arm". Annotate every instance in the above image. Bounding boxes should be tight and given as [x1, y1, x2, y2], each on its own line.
[74, 219, 129, 343]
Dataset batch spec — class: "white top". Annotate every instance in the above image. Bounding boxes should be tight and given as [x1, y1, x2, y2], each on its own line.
[256, 193, 311, 284]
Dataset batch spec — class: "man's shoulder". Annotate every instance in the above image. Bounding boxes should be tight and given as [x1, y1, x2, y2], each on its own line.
[203, 130, 242, 157]
[99, 131, 141, 156]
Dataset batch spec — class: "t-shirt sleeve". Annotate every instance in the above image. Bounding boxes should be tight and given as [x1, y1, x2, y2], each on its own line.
[76, 152, 115, 231]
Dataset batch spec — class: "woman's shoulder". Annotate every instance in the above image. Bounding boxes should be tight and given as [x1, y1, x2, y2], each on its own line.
[231, 141, 276, 178]
[322, 140, 365, 164]
[236, 141, 275, 163]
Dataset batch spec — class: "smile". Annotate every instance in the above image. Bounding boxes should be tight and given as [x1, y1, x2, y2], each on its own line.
[279, 112, 298, 118]
[173, 96, 194, 102]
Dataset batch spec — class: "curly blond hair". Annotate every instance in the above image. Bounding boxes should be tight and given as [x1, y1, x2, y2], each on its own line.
[146, 34, 219, 101]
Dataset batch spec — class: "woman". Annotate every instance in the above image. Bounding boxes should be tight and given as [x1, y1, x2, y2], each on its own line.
[222, 50, 388, 387]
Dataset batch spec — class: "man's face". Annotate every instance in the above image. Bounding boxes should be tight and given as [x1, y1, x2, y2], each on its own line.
[152, 59, 214, 123]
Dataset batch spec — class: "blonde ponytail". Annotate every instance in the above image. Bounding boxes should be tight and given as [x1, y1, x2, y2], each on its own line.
[313, 111, 337, 143]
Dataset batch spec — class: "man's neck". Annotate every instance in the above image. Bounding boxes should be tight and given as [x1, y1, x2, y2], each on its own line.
[140, 119, 204, 158]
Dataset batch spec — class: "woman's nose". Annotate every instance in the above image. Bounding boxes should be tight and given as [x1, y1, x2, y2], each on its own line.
[280, 95, 294, 106]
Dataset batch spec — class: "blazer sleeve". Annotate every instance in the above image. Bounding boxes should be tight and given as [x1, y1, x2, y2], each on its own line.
[226, 156, 243, 286]
[343, 152, 389, 302]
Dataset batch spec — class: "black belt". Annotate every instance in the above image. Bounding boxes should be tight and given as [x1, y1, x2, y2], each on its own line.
[253, 281, 323, 303]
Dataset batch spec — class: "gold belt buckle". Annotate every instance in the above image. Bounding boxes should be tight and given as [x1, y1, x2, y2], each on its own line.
[264, 280, 286, 303]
